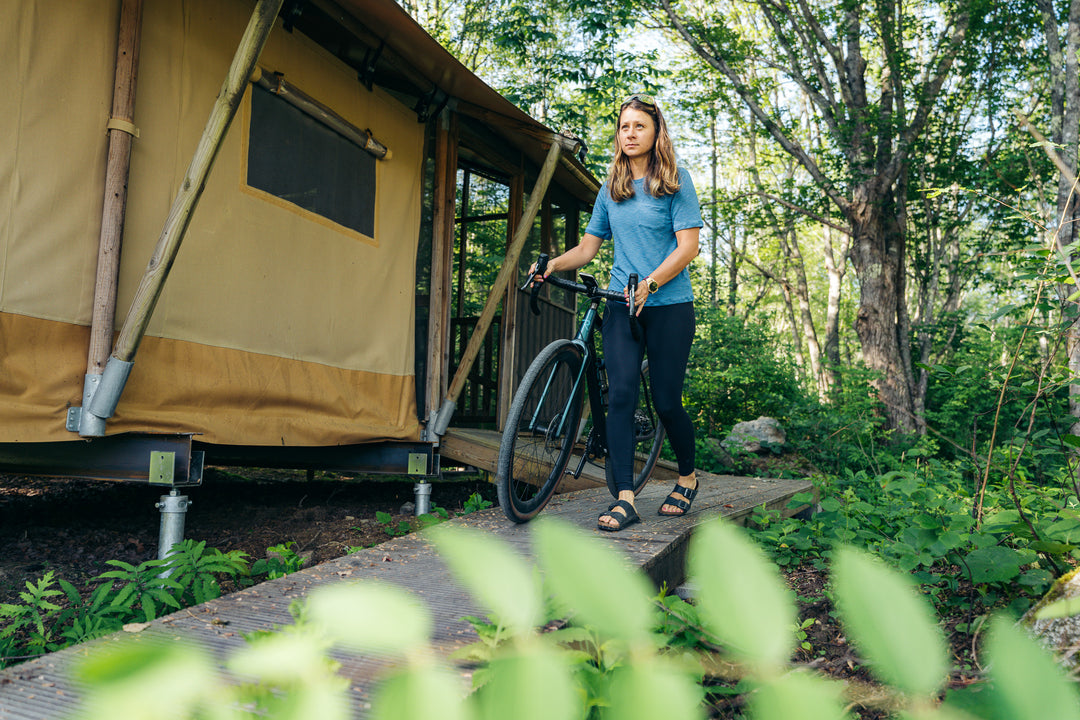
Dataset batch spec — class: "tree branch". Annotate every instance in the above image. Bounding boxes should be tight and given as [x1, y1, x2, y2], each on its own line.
[882, 7, 971, 186]
[658, 0, 850, 214]
[754, 0, 842, 136]
[729, 191, 851, 234]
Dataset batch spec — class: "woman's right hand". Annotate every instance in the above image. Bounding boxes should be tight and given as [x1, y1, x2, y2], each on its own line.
[528, 260, 551, 286]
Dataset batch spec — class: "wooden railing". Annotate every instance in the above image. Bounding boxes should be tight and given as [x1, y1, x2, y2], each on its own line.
[449, 316, 501, 426]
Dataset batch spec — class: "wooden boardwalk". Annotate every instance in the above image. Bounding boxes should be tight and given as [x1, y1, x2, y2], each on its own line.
[0, 471, 813, 719]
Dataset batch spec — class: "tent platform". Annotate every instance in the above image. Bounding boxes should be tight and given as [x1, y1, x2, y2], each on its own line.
[0, 471, 814, 719]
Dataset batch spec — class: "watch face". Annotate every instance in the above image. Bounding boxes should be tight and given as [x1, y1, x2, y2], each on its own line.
[648, 278, 659, 293]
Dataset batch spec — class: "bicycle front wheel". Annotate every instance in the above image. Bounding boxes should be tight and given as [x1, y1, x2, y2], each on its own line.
[497, 339, 584, 522]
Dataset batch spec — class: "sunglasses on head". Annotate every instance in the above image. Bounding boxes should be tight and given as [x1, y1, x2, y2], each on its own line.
[621, 93, 657, 107]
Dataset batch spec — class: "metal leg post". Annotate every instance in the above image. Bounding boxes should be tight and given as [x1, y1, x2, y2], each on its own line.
[156, 490, 191, 564]
[413, 481, 431, 516]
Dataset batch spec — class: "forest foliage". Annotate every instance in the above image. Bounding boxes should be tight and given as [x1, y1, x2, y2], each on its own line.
[13, 0, 1080, 716]
[404, 0, 1080, 712]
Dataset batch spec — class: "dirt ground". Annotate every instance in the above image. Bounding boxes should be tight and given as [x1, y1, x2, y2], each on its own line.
[0, 467, 497, 607]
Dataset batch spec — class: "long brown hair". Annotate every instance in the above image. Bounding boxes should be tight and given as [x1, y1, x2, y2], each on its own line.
[607, 97, 681, 202]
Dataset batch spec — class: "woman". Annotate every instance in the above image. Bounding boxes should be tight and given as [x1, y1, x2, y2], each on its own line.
[534, 94, 702, 531]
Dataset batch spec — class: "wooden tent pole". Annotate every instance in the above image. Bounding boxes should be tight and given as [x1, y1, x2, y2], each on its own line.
[83, 0, 284, 429]
[78, 0, 144, 436]
[431, 140, 563, 436]
[88, 0, 143, 377]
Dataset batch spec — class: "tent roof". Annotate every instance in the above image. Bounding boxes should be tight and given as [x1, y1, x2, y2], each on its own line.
[304, 0, 600, 204]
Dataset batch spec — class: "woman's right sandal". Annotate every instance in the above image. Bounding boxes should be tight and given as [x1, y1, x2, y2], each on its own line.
[658, 481, 698, 517]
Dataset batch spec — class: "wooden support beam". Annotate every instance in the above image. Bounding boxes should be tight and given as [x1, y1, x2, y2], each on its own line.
[444, 141, 563, 413]
[87, 0, 143, 377]
[425, 111, 459, 422]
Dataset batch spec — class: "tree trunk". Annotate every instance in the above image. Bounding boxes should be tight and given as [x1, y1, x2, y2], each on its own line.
[822, 225, 846, 396]
[710, 106, 720, 307]
[1037, 0, 1080, 438]
[849, 185, 918, 433]
[787, 227, 826, 395]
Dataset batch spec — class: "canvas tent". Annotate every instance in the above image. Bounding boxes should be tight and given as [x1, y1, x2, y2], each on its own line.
[0, 0, 599, 484]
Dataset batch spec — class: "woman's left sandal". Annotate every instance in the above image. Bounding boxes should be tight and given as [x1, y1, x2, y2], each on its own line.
[658, 480, 699, 516]
[598, 500, 640, 531]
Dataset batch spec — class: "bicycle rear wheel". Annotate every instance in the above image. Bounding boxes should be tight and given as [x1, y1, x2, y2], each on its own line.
[497, 339, 584, 522]
[605, 359, 667, 496]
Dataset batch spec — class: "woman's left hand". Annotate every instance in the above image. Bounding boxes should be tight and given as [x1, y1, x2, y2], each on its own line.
[624, 282, 649, 316]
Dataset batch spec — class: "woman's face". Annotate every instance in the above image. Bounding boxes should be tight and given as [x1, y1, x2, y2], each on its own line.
[618, 106, 657, 162]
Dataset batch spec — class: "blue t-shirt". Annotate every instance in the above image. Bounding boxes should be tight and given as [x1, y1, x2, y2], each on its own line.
[584, 165, 703, 306]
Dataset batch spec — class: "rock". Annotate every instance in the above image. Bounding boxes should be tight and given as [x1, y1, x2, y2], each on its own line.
[722, 417, 787, 454]
[1024, 567, 1080, 667]
[400, 501, 416, 514]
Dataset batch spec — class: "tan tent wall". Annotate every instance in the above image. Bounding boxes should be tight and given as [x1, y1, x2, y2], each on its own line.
[0, 0, 423, 445]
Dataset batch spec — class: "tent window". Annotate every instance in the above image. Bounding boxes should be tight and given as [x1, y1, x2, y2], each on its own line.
[247, 84, 376, 238]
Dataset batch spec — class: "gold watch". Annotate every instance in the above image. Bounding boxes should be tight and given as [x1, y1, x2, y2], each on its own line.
[645, 276, 659, 294]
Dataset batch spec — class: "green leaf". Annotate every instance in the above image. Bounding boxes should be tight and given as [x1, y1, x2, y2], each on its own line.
[988, 304, 1018, 322]
[532, 518, 656, 646]
[371, 665, 470, 720]
[746, 671, 847, 720]
[964, 546, 1023, 583]
[832, 547, 947, 696]
[688, 518, 796, 670]
[77, 640, 216, 720]
[1029, 541, 1075, 554]
[985, 615, 1080, 720]
[307, 582, 430, 655]
[429, 525, 541, 634]
[472, 643, 580, 720]
[1063, 434, 1080, 449]
[604, 655, 705, 720]
[228, 631, 336, 684]
[140, 595, 156, 622]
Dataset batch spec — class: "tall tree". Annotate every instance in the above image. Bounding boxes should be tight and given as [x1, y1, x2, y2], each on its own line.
[1030, 0, 1080, 438]
[656, 0, 974, 433]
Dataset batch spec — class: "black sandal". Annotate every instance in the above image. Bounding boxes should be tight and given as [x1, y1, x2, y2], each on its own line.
[658, 480, 698, 516]
[598, 499, 641, 531]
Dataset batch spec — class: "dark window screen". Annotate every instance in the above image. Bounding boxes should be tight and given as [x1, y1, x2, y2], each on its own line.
[247, 84, 376, 238]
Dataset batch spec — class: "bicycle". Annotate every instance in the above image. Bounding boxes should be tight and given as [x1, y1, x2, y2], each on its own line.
[496, 254, 666, 523]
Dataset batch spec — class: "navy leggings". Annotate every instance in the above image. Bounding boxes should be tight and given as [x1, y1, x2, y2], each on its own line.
[602, 301, 696, 493]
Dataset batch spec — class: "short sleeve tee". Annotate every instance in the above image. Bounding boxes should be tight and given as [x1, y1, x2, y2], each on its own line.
[584, 165, 703, 306]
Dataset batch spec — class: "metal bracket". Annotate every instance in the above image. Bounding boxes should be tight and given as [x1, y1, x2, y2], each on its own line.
[280, 0, 307, 32]
[149, 451, 176, 485]
[414, 85, 449, 124]
[358, 41, 384, 91]
[408, 453, 428, 475]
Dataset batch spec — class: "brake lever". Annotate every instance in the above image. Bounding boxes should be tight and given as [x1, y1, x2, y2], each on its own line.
[627, 273, 642, 342]
[523, 254, 549, 316]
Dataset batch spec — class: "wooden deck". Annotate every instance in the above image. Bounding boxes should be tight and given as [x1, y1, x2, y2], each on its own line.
[0, 471, 814, 719]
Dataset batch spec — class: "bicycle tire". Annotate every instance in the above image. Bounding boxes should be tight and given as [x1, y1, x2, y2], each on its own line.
[605, 359, 667, 496]
[497, 339, 585, 522]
